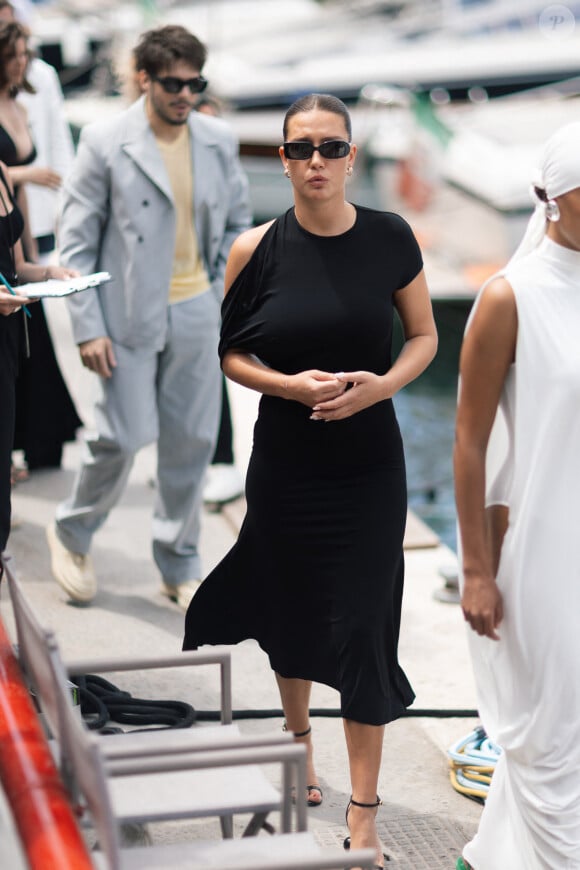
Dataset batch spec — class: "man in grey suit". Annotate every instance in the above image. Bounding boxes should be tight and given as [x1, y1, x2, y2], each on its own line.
[47, 25, 252, 609]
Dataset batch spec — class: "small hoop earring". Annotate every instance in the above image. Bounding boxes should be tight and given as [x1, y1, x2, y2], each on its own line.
[284, 168, 290, 178]
[545, 199, 560, 222]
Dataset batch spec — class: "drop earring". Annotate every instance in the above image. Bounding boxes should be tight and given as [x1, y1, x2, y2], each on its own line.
[284, 168, 290, 178]
[346, 166, 353, 176]
[545, 199, 560, 222]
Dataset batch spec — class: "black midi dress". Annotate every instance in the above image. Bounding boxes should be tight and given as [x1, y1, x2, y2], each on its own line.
[0, 124, 82, 469]
[0, 168, 24, 551]
[184, 206, 422, 725]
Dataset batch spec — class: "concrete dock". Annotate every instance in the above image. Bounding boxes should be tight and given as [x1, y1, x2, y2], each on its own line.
[1, 300, 482, 868]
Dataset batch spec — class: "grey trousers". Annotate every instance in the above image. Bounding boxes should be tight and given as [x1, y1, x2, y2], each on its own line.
[56, 291, 221, 584]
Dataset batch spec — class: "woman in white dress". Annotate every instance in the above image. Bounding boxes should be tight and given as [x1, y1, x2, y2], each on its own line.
[454, 122, 580, 869]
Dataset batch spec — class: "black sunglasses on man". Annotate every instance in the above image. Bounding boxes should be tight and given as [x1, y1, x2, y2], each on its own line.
[153, 75, 208, 94]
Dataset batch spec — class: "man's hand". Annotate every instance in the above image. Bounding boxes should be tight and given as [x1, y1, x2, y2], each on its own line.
[79, 337, 117, 378]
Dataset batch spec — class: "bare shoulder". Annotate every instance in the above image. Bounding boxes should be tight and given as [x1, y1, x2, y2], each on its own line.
[225, 220, 276, 292]
[478, 276, 516, 312]
[469, 276, 516, 331]
[231, 220, 275, 260]
[466, 275, 517, 360]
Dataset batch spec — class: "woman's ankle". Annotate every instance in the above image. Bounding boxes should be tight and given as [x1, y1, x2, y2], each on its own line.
[346, 804, 383, 868]
[283, 722, 311, 739]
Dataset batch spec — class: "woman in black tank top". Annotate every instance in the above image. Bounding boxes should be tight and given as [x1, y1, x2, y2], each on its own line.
[0, 20, 81, 475]
[0, 160, 76, 561]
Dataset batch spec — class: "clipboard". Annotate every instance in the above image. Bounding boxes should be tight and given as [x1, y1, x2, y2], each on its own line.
[17, 271, 113, 298]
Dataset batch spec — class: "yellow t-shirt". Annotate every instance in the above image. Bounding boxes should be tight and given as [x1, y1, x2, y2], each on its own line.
[156, 126, 210, 304]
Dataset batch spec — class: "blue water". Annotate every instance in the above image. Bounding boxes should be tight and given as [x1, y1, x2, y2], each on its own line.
[393, 301, 472, 553]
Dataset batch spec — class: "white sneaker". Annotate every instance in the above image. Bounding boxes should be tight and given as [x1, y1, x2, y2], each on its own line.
[203, 464, 244, 504]
[161, 579, 201, 611]
[46, 522, 96, 604]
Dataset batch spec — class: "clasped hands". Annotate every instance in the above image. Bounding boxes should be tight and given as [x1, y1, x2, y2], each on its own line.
[285, 369, 388, 421]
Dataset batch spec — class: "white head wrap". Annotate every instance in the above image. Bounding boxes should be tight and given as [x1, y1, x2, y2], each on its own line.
[509, 121, 580, 263]
[465, 123, 580, 514]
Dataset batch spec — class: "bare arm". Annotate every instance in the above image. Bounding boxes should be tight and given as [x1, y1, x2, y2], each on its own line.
[1, 238, 77, 316]
[454, 277, 517, 640]
[13, 237, 76, 286]
[8, 165, 61, 189]
[390, 269, 439, 389]
[310, 268, 438, 421]
[15, 185, 38, 262]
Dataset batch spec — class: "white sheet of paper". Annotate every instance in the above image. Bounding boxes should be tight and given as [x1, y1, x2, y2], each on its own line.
[17, 272, 113, 298]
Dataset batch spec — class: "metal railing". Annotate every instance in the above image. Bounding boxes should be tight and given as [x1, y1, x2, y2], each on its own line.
[0, 605, 93, 870]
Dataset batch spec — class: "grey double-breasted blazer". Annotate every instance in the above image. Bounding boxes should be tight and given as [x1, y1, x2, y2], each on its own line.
[59, 96, 252, 350]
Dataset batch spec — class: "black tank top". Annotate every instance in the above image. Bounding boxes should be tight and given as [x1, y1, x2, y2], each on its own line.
[0, 124, 37, 168]
[0, 163, 24, 285]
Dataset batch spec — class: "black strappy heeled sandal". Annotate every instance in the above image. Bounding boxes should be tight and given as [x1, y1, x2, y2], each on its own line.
[343, 795, 389, 868]
[283, 723, 324, 807]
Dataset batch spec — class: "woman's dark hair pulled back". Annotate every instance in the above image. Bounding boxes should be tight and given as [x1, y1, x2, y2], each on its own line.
[283, 93, 352, 141]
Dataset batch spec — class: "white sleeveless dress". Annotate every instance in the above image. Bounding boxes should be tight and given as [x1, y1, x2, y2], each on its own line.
[463, 236, 580, 869]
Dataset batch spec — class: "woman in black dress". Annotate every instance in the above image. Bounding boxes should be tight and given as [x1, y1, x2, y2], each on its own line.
[184, 94, 437, 868]
[0, 159, 75, 561]
[0, 20, 81, 475]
